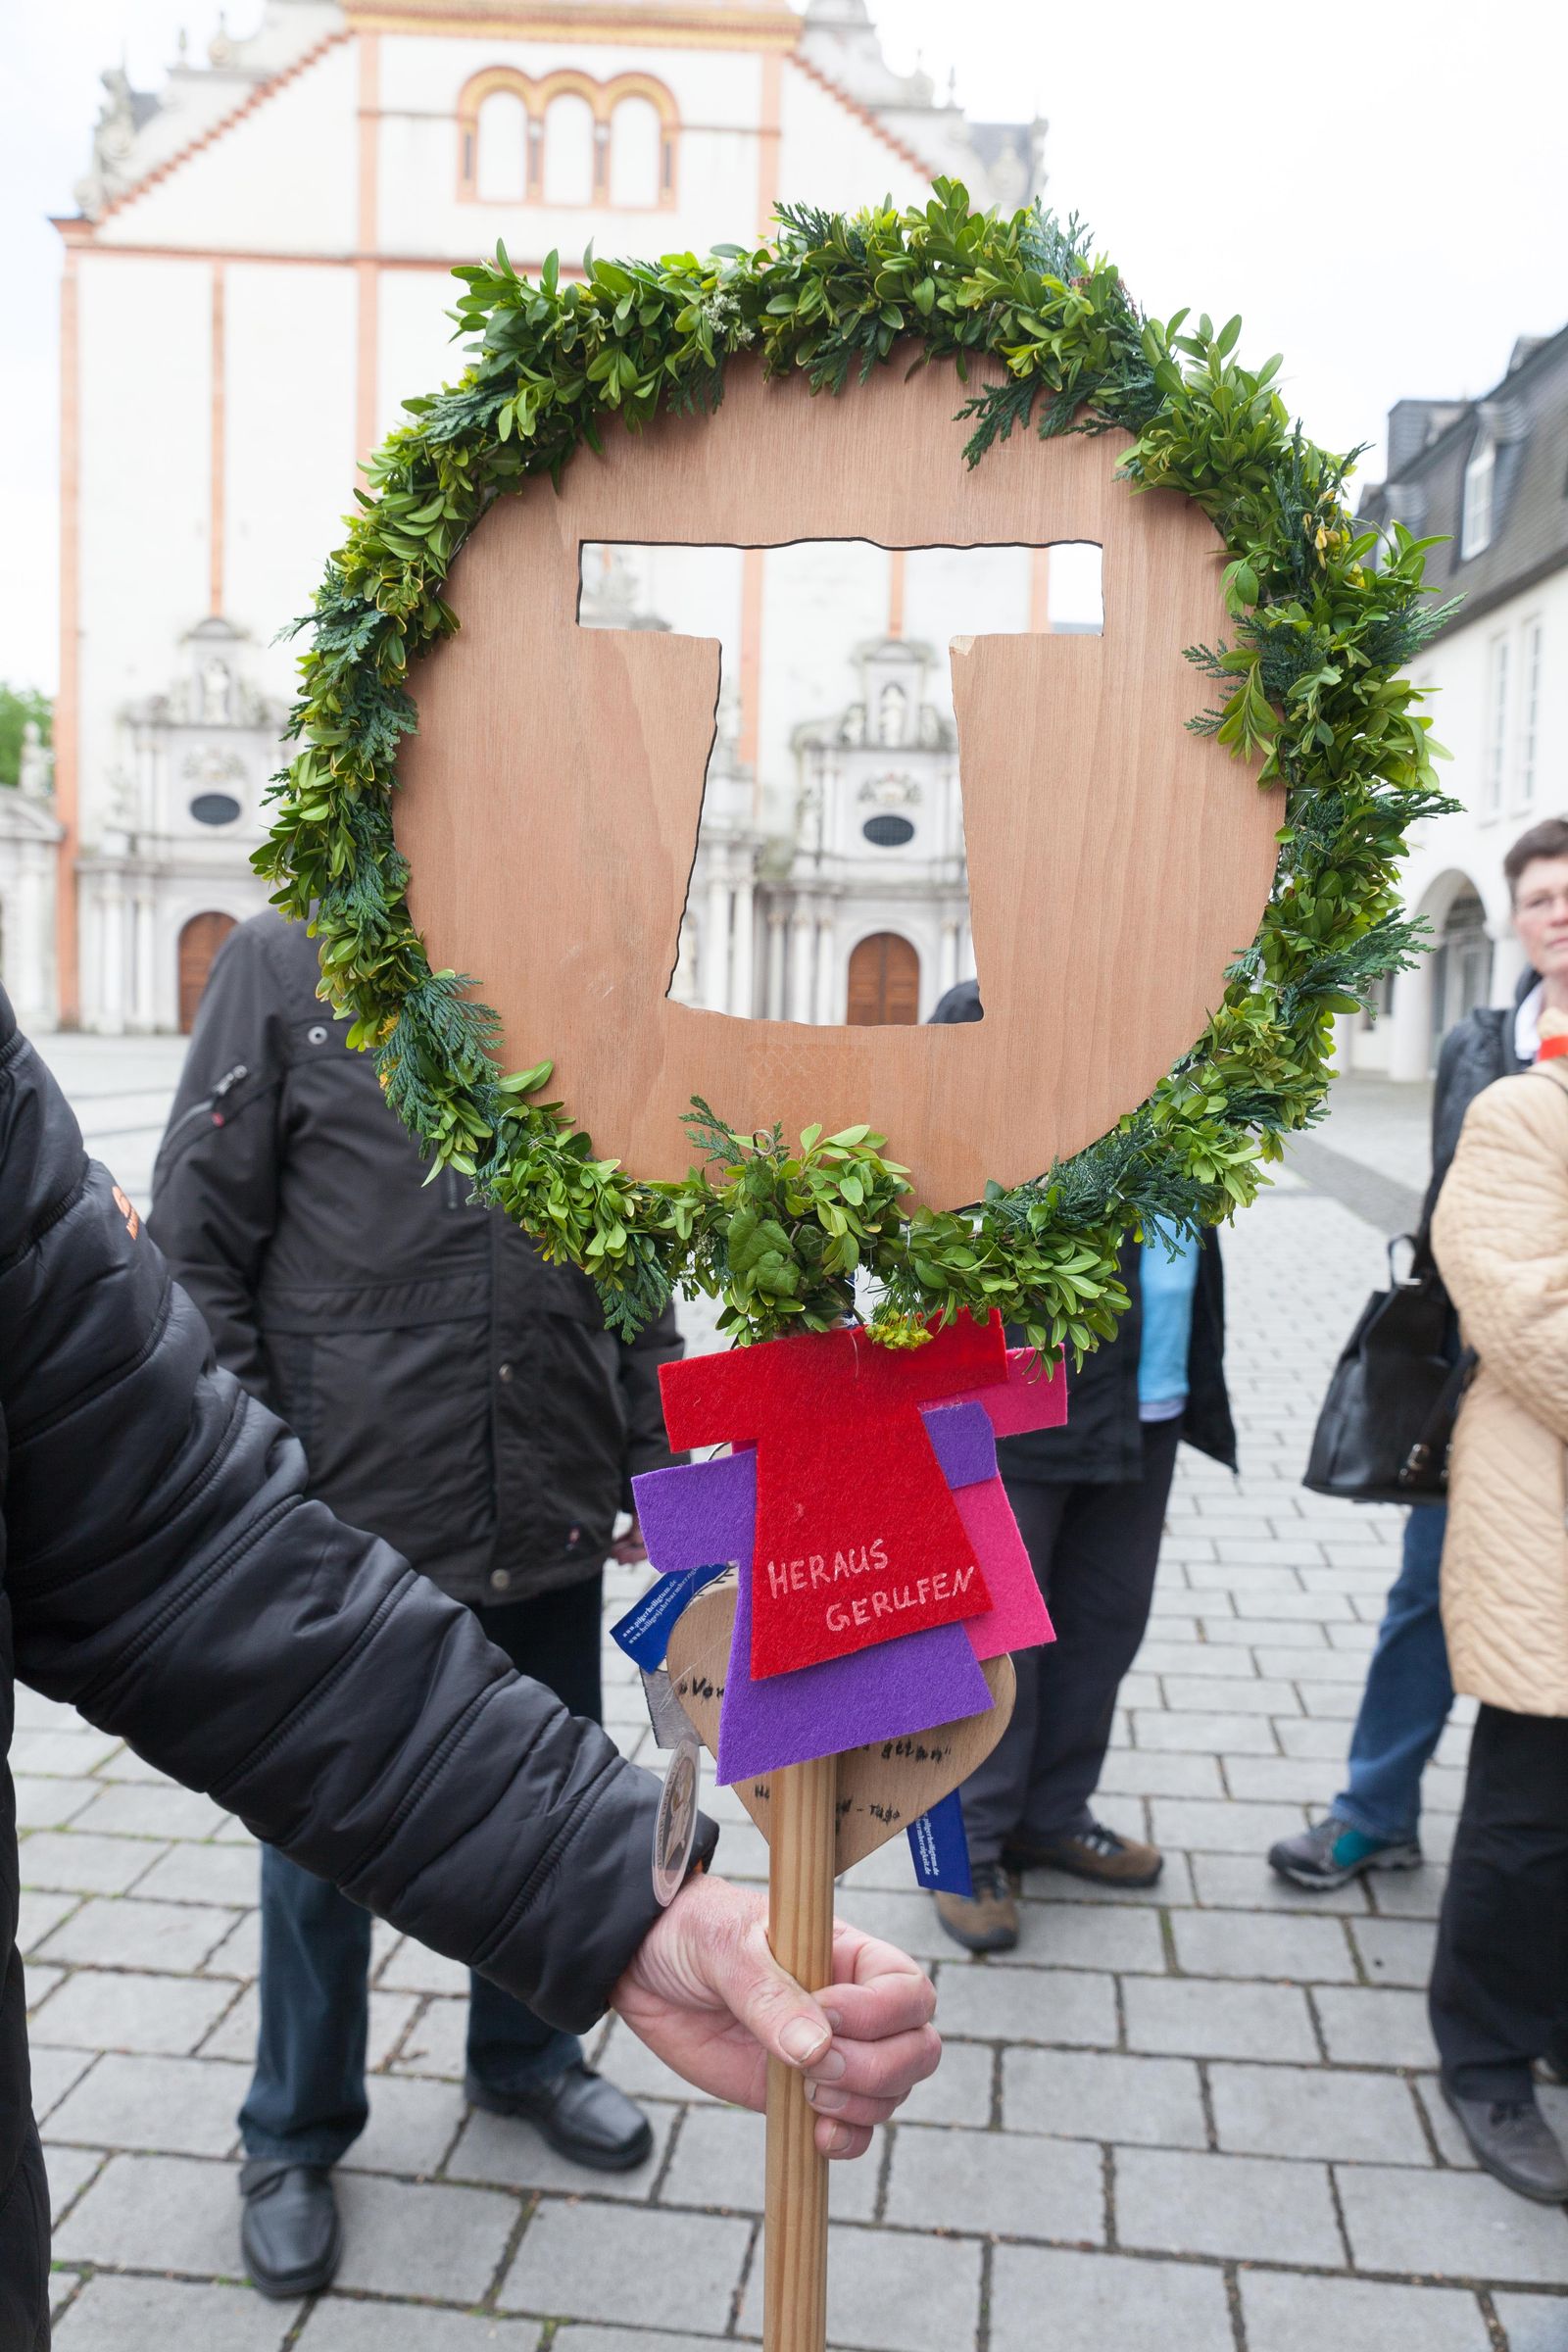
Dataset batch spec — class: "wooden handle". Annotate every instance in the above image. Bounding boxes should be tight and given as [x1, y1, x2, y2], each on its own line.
[763, 1752, 838, 2352]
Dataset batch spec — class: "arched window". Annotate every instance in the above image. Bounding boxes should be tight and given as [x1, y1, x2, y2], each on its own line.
[474, 88, 526, 202]
[543, 92, 596, 205]
[610, 94, 662, 208]
[1461, 428, 1494, 560]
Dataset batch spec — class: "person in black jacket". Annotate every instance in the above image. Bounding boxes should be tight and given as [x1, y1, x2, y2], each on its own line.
[1269, 817, 1564, 1894]
[0, 984, 940, 2349]
[922, 981, 1236, 1953]
[148, 910, 678, 2291]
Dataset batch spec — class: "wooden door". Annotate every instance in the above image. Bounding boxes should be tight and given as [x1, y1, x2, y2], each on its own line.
[846, 933, 919, 1026]
[177, 911, 236, 1033]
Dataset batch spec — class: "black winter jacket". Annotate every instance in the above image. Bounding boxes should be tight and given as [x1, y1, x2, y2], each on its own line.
[927, 978, 1237, 1484]
[149, 913, 681, 1608]
[1418, 975, 1534, 1235]
[0, 988, 692, 2347]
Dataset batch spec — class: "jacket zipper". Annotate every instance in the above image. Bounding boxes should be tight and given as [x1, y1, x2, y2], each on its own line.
[164, 1062, 250, 1143]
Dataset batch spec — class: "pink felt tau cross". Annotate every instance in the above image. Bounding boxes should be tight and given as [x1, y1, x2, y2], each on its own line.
[658, 1312, 1009, 1680]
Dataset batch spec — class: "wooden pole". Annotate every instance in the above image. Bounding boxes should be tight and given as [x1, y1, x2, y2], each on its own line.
[763, 1751, 839, 2352]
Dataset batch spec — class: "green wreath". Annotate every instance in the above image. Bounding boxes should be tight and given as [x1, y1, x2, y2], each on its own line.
[257, 182, 1455, 1357]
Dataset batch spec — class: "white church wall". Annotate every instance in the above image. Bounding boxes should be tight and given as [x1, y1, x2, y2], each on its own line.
[776, 60, 929, 214]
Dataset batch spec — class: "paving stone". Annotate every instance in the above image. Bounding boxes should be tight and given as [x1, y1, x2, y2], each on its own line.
[993, 1902, 1166, 1975]
[16, 1890, 79, 1953]
[1209, 2061, 1431, 2164]
[52, 2273, 299, 2350]
[656, 2104, 877, 2221]
[1221, 1755, 1345, 1804]
[201, 1908, 261, 1979]
[1124, 1976, 1317, 2062]
[1337, 2162, 1568, 2284]
[1171, 1908, 1356, 1983]
[1201, 1616, 1330, 1648]
[1493, 2293, 1568, 2351]
[1096, 1751, 1225, 1803]
[884, 2119, 1103, 2242]
[1313, 1984, 1437, 2067]
[1150, 1798, 1308, 1855]
[1190, 1852, 1370, 1914]
[1160, 1677, 1304, 1716]
[989, 2244, 1233, 2352]
[831, 1887, 956, 1964]
[330, 2170, 519, 2301]
[13, 1778, 98, 1831]
[37, 1893, 239, 1973]
[375, 1935, 473, 1997]
[551, 2334, 728, 2352]
[391, 1992, 469, 2080]
[1299, 1685, 1363, 1719]
[499, 2201, 751, 2332]
[25, 1966, 63, 2013]
[52, 2151, 239, 2274]
[31, 1968, 236, 2055]
[1365, 1863, 1448, 1920]
[446, 2097, 674, 2203]
[45, 2053, 248, 2157]
[931, 1964, 1116, 2052]
[812, 2221, 983, 2352]
[297, 2305, 531, 2350]
[18, 1831, 166, 1894]
[73, 1783, 229, 1841]
[894, 2034, 994, 2127]
[1274, 1717, 1360, 1761]
[1001, 2048, 1206, 2148]
[1114, 2145, 1342, 2264]
[131, 1841, 263, 1907]
[45, 2144, 106, 2223]
[1254, 1646, 1367, 1682]
[579, 2018, 720, 2107]
[1348, 1914, 1438, 1988]
[29, 2043, 93, 2122]
[1129, 1709, 1280, 1754]
[339, 2072, 466, 2177]
[1240, 2268, 1492, 2351]
[9, 1729, 122, 1778]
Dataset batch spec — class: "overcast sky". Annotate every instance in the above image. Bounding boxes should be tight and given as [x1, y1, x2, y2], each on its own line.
[2, 0, 1563, 696]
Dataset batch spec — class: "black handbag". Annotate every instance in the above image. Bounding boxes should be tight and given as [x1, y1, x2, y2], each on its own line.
[1301, 1234, 1475, 1505]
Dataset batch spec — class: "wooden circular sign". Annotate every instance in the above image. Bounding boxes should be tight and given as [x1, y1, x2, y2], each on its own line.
[395, 358, 1279, 1210]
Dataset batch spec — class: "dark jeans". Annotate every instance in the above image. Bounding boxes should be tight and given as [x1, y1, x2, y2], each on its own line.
[240, 1575, 606, 2168]
[960, 1418, 1181, 1865]
[1430, 1702, 1568, 2100]
[1333, 1504, 1455, 1844]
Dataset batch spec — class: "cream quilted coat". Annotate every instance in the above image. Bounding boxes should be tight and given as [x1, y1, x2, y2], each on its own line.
[1431, 1062, 1568, 1717]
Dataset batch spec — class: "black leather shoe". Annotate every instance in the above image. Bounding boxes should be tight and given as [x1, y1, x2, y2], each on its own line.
[239, 2160, 342, 2298]
[1441, 2081, 1568, 2203]
[465, 2062, 654, 2172]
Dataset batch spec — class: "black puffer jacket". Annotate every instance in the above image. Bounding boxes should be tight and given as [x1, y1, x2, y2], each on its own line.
[0, 989, 693, 2348]
[149, 913, 681, 1607]
[927, 978, 1236, 1483]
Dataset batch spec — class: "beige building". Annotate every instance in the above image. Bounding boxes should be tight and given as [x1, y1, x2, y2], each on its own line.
[29, 0, 1045, 1033]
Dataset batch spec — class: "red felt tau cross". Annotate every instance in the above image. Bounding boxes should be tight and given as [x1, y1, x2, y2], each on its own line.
[659, 1312, 1004, 1679]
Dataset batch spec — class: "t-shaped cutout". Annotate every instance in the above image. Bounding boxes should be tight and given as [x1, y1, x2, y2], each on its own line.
[396, 358, 1280, 1208]
[578, 539, 1103, 1023]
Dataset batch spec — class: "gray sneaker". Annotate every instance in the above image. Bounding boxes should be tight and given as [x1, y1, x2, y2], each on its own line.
[1267, 1815, 1422, 1890]
[1442, 2081, 1568, 2203]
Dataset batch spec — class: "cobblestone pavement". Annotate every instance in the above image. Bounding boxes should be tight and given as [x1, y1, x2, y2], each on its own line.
[25, 1054, 1568, 2347]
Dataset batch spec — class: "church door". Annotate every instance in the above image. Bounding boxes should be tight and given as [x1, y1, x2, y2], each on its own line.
[846, 932, 919, 1025]
[177, 911, 237, 1033]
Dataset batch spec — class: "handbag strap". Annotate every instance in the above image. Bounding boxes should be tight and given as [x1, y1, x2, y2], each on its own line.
[1398, 1348, 1478, 1489]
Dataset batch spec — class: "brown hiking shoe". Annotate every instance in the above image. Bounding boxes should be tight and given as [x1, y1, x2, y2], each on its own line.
[933, 1861, 1019, 1953]
[1005, 1821, 1162, 1888]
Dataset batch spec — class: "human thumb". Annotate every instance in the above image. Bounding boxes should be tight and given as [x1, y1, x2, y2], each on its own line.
[725, 1919, 833, 2071]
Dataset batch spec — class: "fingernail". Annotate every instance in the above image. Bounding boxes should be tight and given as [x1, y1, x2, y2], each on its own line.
[807, 2047, 846, 2083]
[807, 2082, 846, 2112]
[825, 2124, 852, 2155]
[822, 2009, 844, 2034]
[782, 2017, 831, 2065]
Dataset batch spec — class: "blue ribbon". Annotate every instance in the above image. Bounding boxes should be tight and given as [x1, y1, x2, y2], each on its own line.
[611, 1561, 730, 1672]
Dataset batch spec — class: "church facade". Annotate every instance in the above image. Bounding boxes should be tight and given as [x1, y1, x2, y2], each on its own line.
[33, 0, 1044, 1033]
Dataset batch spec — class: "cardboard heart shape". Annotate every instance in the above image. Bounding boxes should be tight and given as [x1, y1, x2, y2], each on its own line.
[666, 1576, 1015, 1875]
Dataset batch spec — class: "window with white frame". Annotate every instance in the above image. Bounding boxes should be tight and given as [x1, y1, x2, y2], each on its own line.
[1461, 429, 1495, 560]
[610, 95, 662, 207]
[474, 89, 527, 202]
[1485, 633, 1510, 811]
[542, 92, 596, 205]
[1517, 617, 1543, 807]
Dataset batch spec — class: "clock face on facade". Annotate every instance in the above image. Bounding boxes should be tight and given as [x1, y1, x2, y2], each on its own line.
[395, 357, 1279, 1211]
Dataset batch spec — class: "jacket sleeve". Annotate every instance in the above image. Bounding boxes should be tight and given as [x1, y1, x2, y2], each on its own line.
[1431, 1074, 1568, 1446]
[619, 1298, 685, 1493]
[146, 923, 289, 1402]
[1, 1020, 672, 2032]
